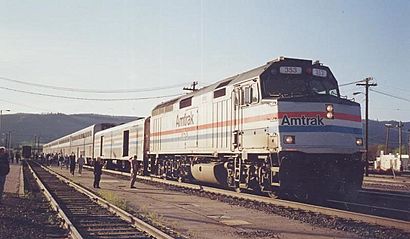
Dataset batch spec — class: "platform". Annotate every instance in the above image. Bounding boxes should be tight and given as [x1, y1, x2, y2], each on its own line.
[4, 162, 24, 196]
[44, 164, 361, 239]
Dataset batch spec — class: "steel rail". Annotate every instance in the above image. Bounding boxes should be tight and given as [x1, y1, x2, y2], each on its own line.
[327, 199, 410, 213]
[27, 162, 83, 239]
[43, 163, 174, 239]
[19, 164, 25, 197]
[83, 165, 410, 233]
[358, 189, 410, 199]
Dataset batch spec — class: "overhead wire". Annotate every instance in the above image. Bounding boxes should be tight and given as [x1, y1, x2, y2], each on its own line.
[0, 76, 189, 93]
[0, 85, 183, 101]
[370, 89, 410, 103]
[339, 79, 367, 87]
[0, 98, 51, 112]
[379, 84, 410, 94]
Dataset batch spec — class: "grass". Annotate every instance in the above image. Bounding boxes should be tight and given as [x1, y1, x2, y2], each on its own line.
[139, 205, 164, 225]
[98, 190, 130, 211]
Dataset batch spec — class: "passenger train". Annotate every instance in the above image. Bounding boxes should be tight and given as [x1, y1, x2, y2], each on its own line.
[43, 57, 365, 199]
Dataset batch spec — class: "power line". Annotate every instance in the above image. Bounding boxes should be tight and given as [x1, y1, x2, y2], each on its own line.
[339, 79, 367, 87]
[0, 98, 51, 112]
[0, 85, 183, 101]
[0, 76, 188, 93]
[370, 89, 410, 103]
[381, 84, 410, 94]
[372, 107, 410, 112]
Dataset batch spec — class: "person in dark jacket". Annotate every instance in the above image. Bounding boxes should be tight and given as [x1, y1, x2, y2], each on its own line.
[0, 147, 10, 203]
[69, 153, 76, 176]
[129, 155, 139, 188]
[64, 154, 69, 170]
[93, 157, 104, 188]
[15, 151, 21, 164]
[58, 153, 64, 169]
[77, 155, 85, 175]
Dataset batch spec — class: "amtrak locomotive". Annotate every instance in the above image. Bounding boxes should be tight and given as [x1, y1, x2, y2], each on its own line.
[43, 57, 365, 199]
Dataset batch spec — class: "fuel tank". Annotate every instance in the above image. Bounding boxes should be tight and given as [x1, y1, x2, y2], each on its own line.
[191, 162, 228, 186]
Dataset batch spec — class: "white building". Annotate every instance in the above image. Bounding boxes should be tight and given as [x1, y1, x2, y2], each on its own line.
[374, 151, 409, 172]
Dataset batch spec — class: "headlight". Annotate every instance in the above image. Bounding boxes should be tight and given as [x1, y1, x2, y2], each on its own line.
[284, 135, 295, 144]
[326, 104, 334, 119]
[326, 112, 334, 119]
[326, 104, 334, 112]
[356, 138, 363, 146]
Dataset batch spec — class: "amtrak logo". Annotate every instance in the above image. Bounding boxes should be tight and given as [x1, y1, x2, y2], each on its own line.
[176, 113, 195, 127]
[281, 115, 324, 126]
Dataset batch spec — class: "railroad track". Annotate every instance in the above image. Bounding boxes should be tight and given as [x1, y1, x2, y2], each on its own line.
[80, 165, 410, 233]
[325, 188, 410, 221]
[27, 161, 174, 239]
[358, 188, 410, 206]
[363, 176, 410, 192]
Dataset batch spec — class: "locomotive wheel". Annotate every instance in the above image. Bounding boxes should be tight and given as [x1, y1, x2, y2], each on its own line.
[267, 191, 278, 198]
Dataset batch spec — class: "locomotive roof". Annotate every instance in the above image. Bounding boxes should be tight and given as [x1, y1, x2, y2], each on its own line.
[152, 57, 316, 112]
[153, 58, 277, 112]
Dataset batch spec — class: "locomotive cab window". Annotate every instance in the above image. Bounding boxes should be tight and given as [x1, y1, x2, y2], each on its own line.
[241, 84, 259, 105]
[251, 84, 259, 103]
[310, 78, 338, 96]
[261, 66, 340, 98]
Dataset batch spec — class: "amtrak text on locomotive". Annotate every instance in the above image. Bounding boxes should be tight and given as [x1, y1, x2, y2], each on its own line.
[176, 113, 195, 127]
[281, 115, 324, 126]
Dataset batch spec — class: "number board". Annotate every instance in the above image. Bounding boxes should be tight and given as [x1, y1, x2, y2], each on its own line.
[279, 66, 302, 74]
[312, 68, 327, 78]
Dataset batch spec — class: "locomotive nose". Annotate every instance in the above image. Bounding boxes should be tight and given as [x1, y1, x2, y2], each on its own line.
[277, 98, 363, 154]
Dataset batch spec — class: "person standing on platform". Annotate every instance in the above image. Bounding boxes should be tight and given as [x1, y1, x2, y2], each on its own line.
[64, 154, 69, 170]
[0, 147, 10, 203]
[77, 154, 85, 175]
[93, 157, 103, 188]
[129, 155, 139, 188]
[10, 151, 14, 164]
[59, 154, 64, 169]
[15, 151, 20, 164]
[69, 153, 76, 176]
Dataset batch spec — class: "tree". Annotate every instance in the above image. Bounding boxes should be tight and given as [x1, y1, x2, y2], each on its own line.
[368, 144, 383, 161]
[392, 145, 408, 155]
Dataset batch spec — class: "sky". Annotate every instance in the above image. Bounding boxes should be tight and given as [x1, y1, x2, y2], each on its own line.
[0, 0, 409, 121]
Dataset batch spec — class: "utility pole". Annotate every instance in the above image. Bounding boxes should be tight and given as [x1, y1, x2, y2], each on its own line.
[34, 135, 37, 153]
[183, 81, 199, 92]
[385, 123, 393, 154]
[407, 130, 410, 162]
[397, 121, 404, 166]
[357, 77, 377, 176]
[37, 135, 40, 153]
[4, 132, 8, 149]
[408, 130, 410, 158]
[8, 131, 11, 149]
[6, 131, 11, 149]
[0, 109, 10, 146]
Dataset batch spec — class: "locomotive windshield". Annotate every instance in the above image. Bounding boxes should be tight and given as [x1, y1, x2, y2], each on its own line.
[261, 65, 339, 98]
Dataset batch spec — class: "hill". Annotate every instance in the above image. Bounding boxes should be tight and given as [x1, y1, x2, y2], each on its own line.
[368, 120, 409, 150]
[1, 113, 138, 147]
